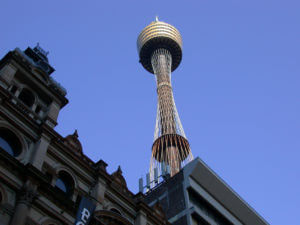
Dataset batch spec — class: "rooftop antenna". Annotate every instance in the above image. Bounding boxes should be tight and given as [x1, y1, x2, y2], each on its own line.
[155, 16, 159, 22]
[139, 177, 143, 193]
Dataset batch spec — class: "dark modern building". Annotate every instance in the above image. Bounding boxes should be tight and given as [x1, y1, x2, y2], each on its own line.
[0, 45, 170, 225]
[144, 158, 269, 225]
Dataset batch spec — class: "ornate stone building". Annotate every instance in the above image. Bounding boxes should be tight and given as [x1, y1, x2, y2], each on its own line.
[0, 45, 170, 225]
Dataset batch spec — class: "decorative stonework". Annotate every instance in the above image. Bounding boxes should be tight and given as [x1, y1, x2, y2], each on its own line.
[63, 129, 82, 154]
[94, 159, 108, 173]
[93, 210, 132, 225]
[17, 187, 38, 206]
[111, 166, 131, 195]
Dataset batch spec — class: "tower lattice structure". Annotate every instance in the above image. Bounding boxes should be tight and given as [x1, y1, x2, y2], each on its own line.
[137, 18, 193, 179]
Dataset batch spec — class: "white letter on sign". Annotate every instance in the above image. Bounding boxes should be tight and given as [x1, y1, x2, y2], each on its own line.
[75, 222, 84, 225]
[81, 208, 90, 223]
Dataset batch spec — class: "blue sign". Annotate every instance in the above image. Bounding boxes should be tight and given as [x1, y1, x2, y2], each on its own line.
[74, 197, 96, 225]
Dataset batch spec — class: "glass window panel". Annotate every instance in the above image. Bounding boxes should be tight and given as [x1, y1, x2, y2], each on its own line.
[55, 178, 67, 193]
[0, 137, 14, 156]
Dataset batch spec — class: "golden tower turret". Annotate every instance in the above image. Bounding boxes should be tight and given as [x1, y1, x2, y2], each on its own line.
[137, 18, 193, 179]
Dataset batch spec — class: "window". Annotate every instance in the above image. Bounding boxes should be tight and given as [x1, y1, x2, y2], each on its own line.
[35, 105, 42, 114]
[40, 218, 60, 225]
[55, 178, 67, 192]
[75, 194, 82, 208]
[10, 85, 18, 94]
[55, 171, 74, 197]
[0, 128, 22, 157]
[110, 208, 121, 215]
[18, 88, 35, 107]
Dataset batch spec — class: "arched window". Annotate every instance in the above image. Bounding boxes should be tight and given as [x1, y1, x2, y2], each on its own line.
[0, 128, 22, 157]
[18, 88, 35, 108]
[55, 178, 67, 192]
[39, 217, 61, 225]
[55, 171, 74, 197]
[110, 208, 121, 215]
[94, 210, 131, 225]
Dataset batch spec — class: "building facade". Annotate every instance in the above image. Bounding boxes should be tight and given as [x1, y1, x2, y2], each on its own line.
[0, 46, 170, 225]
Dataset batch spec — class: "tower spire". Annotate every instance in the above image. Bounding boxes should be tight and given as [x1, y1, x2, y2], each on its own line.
[137, 20, 193, 180]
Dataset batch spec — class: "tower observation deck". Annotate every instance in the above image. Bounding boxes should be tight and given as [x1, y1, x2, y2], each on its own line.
[137, 18, 193, 178]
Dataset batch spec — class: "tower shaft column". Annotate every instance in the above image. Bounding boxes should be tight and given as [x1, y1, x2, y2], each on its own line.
[157, 85, 176, 134]
[151, 49, 188, 176]
[152, 49, 176, 135]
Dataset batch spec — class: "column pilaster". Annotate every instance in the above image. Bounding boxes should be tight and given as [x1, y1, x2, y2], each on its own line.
[9, 184, 37, 225]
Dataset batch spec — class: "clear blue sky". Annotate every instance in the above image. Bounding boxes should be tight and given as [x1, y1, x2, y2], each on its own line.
[1, 1, 299, 224]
